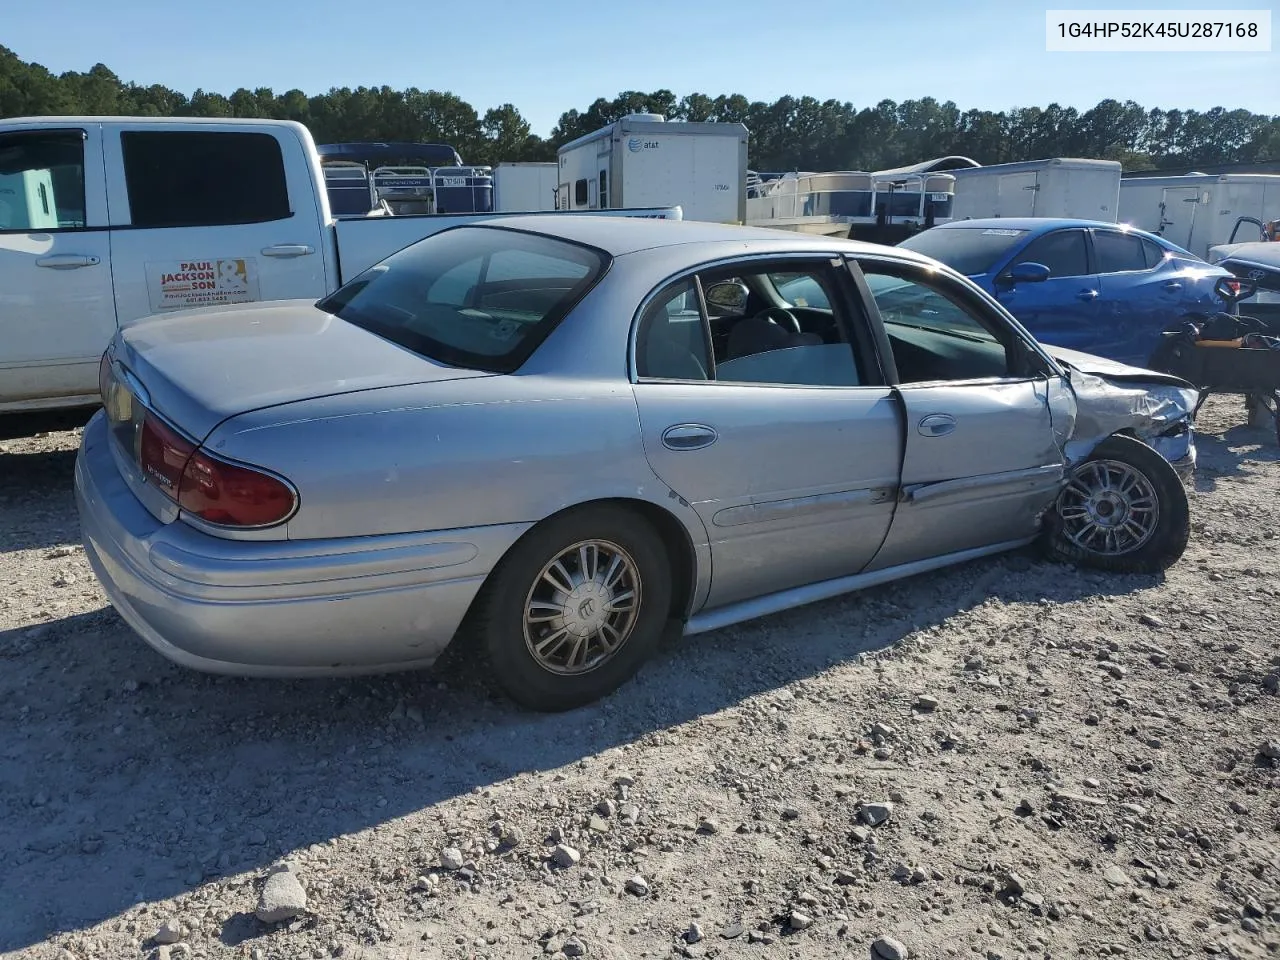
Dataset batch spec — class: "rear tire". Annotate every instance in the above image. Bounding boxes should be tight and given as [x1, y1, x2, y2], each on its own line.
[1041, 434, 1189, 574]
[469, 505, 672, 712]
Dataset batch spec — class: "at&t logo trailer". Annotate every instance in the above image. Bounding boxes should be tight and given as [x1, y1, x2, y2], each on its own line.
[627, 137, 660, 153]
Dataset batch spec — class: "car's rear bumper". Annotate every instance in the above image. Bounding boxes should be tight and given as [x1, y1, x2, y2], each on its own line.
[74, 411, 529, 677]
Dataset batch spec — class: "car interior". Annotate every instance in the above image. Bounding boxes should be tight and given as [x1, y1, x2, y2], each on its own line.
[638, 262, 1034, 386]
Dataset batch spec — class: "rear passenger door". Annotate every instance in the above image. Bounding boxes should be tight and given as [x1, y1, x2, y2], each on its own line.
[630, 256, 903, 610]
[855, 256, 1072, 571]
[102, 123, 330, 324]
[992, 227, 1102, 352]
[1091, 227, 1179, 366]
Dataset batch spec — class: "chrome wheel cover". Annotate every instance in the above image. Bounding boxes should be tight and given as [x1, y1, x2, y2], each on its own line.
[522, 539, 642, 676]
[1057, 458, 1160, 556]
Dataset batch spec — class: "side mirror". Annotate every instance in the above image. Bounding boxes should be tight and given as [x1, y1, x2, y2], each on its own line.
[1008, 261, 1051, 284]
[704, 280, 749, 311]
[1216, 276, 1259, 303]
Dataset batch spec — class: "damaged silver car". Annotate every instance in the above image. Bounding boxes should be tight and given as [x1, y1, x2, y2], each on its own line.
[76, 218, 1196, 712]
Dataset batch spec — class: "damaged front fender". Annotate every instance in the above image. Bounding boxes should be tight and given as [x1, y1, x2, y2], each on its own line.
[1061, 368, 1198, 480]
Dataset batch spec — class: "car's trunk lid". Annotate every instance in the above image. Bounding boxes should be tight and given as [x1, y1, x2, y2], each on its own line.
[114, 300, 494, 441]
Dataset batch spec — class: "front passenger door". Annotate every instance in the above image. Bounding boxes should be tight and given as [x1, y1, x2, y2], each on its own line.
[855, 258, 1072, 571]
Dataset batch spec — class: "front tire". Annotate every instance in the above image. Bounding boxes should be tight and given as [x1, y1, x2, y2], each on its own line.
[470, 505, 672, 712]
[1042, 434, 1190, 574]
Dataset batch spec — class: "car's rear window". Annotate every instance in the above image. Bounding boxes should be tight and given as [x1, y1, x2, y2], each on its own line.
[898, 226, 1031, 276]
[318, 226, 609, 373]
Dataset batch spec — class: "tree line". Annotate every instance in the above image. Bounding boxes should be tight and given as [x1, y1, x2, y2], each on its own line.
[3, 45, 1278, 172]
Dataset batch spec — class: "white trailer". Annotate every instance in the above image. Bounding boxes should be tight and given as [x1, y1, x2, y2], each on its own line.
[556, 113, 749, 224]
[493, 162, 559, 212]
[948, 158, 1121, 222]
[1117, 173, 1280, 261]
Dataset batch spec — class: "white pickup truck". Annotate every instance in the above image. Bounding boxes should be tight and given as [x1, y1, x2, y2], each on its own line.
[0, 116, 680, 425]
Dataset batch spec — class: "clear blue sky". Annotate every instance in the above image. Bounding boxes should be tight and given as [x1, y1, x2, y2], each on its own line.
[5, 0, 1276, 135]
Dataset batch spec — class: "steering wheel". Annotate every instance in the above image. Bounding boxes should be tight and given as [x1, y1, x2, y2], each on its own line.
[756, 306, 802, 335]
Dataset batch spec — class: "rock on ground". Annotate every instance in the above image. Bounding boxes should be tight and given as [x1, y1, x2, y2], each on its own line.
[254, 870, 308, 924]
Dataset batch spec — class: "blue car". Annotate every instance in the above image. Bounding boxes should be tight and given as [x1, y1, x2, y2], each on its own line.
[896, 218, 1234, 367]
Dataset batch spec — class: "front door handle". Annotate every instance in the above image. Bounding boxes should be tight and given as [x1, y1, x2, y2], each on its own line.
[36, 254, 100, 270]
[917, 414, 956, 438]
[261, 244, 315, 258]
[662, 423, 718, 451]
[1163, 281, 1183, 291]
[1077, 289, 1099, 301]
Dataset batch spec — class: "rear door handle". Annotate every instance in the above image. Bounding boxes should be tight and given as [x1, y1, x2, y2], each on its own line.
[261, 244, 315, 258]
[1077, 289, 1099, 301]
[1163, 281, 1183, 291]
[918, 414, 956, 438]
[662, 423, 718, 450]
[36, 255, 99, 270]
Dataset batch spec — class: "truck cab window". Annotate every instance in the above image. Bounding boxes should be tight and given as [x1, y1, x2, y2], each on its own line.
[121, 131, 291, 228]
[0, 132, 86, 231]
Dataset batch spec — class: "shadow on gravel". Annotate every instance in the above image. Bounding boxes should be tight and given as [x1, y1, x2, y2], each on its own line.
[0, 445, 81, 552]
[0, 407, 97, 443]
[0, 546, 1160, 953]
[1191, 421, 1280, 493]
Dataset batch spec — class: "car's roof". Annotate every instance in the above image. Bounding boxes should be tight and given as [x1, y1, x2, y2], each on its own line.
[934, 217, 1154, 235]
[466, 214, 937, 262]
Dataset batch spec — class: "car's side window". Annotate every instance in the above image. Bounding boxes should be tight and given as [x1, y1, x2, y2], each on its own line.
[709, 264, 863, 387]
[1093, 230, 1149, 274]
[1013, 229, 1089, 279]
[0, 131, 86, 231]
[1140, 237, 1169, 269]
[859, 262, 1046, 385]
[635, 260, 871, 387]
[635, 279, 712, 381]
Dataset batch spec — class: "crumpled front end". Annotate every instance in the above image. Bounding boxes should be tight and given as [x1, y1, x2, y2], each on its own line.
[1064, 369, 1198, 482]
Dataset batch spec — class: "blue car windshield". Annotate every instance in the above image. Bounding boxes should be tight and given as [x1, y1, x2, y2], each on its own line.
[898, 227, 1031, 276]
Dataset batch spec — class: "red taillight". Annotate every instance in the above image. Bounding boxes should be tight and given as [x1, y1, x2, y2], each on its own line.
[137, 410, 295, 527]
[139, 414, 196, 495]
[177, 450, 296, 527]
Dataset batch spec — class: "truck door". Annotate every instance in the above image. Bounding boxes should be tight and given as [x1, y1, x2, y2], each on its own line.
[101, 123, 330, 325]
[0, 125, 116, 407]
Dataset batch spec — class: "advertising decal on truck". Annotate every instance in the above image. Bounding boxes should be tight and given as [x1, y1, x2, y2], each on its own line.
[146, 258, 261, 312]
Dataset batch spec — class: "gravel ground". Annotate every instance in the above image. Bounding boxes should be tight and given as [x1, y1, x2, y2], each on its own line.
[1, 398, 1277, 960]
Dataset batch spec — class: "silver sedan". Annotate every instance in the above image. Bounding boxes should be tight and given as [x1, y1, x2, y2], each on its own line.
[75, 216, 1198, 711]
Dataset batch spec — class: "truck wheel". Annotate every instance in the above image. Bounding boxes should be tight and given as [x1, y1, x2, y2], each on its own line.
[469, 505, 672, 712]
[1041, 435, 1190, 574]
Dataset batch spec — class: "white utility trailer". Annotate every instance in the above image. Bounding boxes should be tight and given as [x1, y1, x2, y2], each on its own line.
[1118, 173, 1280, 260]
[493, 162, 559, 212]
[947, 158, 1121, 222]
[556, 113, 749, 224]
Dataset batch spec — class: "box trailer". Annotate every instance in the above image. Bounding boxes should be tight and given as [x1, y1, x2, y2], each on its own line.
[493, 162, 559, 212]
[1118, 173, 1280, 261]
[556, 113, 749, 224]
[948, 158, 1121, 222]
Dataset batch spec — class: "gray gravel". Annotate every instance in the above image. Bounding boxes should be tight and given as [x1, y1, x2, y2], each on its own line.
[1, 397, 1278, 960]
